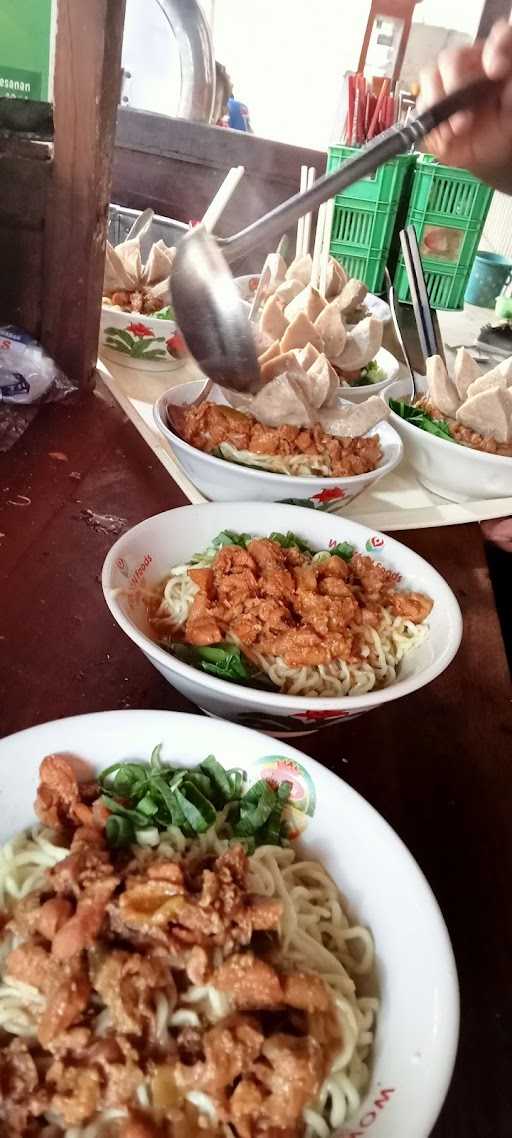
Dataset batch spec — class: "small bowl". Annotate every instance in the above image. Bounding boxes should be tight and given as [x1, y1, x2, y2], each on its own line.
[337, 346, 400, 404]
[154, 380, 403, 510]
[102, 501, 462, 737]
[385, 379, 512, 502]
[0, 708, 460, 1138]
[99, 305, 187, 373]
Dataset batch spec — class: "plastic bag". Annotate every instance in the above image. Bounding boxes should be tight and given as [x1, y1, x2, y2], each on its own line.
[0, 326, 78, 452]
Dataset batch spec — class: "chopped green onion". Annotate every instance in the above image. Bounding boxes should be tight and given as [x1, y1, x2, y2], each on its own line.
[135, 827, 160, 847]
[106, 814, 133, 848]
[136, 794, 159, 817]
[200, 755, 233, 802]
[150, 744, 163, 770]
[327, 542, 355, 562]
[174, 786, 212, 834]
[269, 531, 313, 553]
[100, 748, 295, 852]
[101, 794, 148, 828]
[229, 770, 245, 798]
[212, 530, 252, 550]
[235, 782, 276, 836]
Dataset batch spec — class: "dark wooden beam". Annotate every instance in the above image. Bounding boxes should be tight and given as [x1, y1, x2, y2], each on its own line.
[0, 98, 53, 139]
[478, 0, 512, 37]
[42, 0, 126, 391]
[112, 110, 325, 273]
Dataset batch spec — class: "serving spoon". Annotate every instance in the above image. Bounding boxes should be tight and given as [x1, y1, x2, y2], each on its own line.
[171, 77, 498, 394]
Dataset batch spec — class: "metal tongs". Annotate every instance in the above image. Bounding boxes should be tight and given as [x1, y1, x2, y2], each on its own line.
[171, 77, 499, 393]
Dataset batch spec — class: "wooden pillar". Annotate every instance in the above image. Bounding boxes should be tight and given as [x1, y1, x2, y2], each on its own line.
[42, 0, 126, 391]
[478, 0, 511, 38]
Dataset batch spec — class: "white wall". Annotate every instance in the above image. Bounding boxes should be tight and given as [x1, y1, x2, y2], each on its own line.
[413, 0, 484, 38]
[211, 0, 371, 151]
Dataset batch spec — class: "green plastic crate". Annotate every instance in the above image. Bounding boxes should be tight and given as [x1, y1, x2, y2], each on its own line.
[394, 256, 473, 310]
[327, 145, 415, 205]
[393, 154, 494, 309]
[329, 246, 388, 293]
[326, 145, 416, 293]
[406, 154, 493, 223]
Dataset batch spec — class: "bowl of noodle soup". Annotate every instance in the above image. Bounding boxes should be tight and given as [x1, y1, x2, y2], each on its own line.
[0, 709, 459, 1138]
[153, 380, 403, 511]
[102, 503, 462, 737]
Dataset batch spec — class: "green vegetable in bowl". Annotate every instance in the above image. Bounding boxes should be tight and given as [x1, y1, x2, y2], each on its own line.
[269, 531, 314, 553]
[353, 360, 384, 387]
[169, 641, 278, 691]
[389, 398, 453, 442]
[325, 542, 355, 562]
[154, 305, 175, 320]
[98, 745, 293, 850]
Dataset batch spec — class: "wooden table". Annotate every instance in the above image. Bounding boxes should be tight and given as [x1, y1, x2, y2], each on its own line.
[1, 386, 511, 1137]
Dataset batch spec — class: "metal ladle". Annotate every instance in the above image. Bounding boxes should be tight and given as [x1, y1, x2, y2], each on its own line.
[171, 77, 498, 394]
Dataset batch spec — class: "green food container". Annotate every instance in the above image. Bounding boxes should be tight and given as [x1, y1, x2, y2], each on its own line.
[393, 155, 494, 310]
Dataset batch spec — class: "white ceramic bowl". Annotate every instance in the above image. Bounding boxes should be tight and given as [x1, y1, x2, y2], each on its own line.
[385, 379, 512, 502]
[0, 708, 459, 1138]
[337, 347, 400, 404]
[153, 381, 403, 510]
[99, 305, 187, 373]
[102, 502, 462, 737]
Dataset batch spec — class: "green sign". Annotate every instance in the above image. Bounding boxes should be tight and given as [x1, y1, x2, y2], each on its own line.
[0, 66, 42, 101]
[0, 0, 54, 102]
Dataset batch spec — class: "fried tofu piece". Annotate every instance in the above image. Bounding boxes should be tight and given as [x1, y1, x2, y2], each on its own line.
[426, 355, 460, 417]
[456, 386, 512, 443]
[334, 316, 382, 371]
[284, 285, 326, 325]
[315, 302, 347, 358]
[285, 253, 313, 287]
[260, 295, 288, 341]
[280, 312, 324, 354]
[453, 347, 481, 400]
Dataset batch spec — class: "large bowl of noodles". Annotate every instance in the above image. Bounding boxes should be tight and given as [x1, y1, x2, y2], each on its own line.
[153, 381, 403, 511]
[0, 709, 459, 1138]
[102, 502, 462, 737]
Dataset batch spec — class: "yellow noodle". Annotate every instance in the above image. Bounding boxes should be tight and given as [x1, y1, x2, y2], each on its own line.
[0, 822, 377, 1137]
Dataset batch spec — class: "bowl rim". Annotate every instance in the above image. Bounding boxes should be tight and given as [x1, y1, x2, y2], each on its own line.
[154, 385, 404, 490]
[0, 706, 460, 1138]
[100, 303, 176, 329]
[384, 383, 512, 467]
[102, 503, 463, 712]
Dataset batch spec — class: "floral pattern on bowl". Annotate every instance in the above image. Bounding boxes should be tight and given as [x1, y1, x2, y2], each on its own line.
[100, 307, 187, 372]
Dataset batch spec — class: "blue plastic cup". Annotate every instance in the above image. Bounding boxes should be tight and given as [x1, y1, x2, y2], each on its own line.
[465, 250, 512, 308]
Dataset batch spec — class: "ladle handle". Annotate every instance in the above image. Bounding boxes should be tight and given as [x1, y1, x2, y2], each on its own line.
[220, 77, 497, 264]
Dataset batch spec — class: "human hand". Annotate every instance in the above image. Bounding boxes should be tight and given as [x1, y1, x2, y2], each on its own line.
[481, 516, 512, 553]
[418, 19, 512, 193]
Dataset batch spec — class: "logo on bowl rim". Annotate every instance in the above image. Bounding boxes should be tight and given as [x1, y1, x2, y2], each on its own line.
[343, 1086, 396, 1135]
[365, 535, 385, 552]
